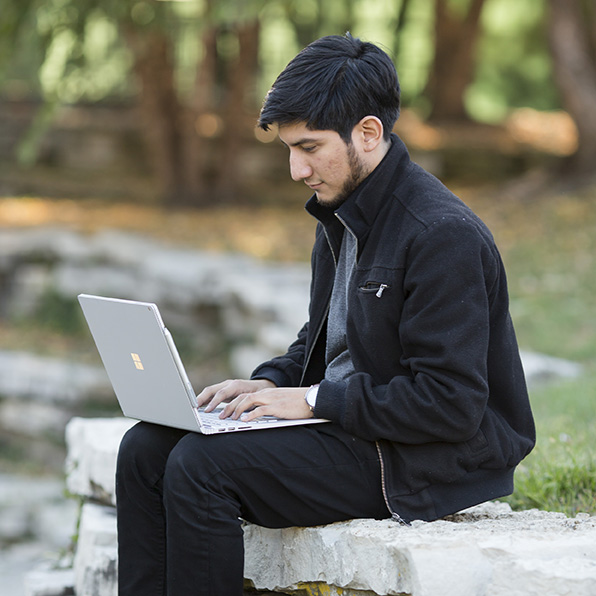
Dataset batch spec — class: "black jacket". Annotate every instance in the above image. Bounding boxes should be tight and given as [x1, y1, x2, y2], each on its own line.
[252, 135, 535, 523]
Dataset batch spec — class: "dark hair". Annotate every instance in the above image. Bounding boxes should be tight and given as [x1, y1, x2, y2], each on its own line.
[258, 33, 400, 142]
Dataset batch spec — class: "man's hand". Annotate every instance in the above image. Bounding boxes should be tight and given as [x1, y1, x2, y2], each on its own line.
[196, 379, 312, 421]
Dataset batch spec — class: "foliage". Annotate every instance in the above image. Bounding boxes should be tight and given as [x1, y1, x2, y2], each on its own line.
[489, 184, 596, 517]
[2, 0, 577, 202]
[2, 0, 561, 116]
[470, 0, 558, 121]
[26, 289, 88, 336]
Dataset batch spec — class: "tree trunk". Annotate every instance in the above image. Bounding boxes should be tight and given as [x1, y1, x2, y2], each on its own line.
[395, 0, 414, 62]
[547, 0, 596, 177]
[213, 19, 261, 202]
[124, 25, 197, 205]
[181, 20, 219, 206]
[425, 0, 487, 122]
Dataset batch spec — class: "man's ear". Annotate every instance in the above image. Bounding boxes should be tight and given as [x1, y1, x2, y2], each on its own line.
[354, 116, 384, 152]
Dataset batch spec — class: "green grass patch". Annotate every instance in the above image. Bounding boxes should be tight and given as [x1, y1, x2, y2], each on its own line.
[491, 188, 596, 516]
[506, 369, 596, 516]
[496, 191, 596, 363]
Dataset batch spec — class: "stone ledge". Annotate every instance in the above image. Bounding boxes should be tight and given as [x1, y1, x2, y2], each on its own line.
[63, 417, 596, 596]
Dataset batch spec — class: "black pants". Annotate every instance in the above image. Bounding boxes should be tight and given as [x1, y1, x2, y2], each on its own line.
[116, 421, 389, 596]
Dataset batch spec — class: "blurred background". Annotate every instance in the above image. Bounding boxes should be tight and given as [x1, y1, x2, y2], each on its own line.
[0, 0, 595, 591]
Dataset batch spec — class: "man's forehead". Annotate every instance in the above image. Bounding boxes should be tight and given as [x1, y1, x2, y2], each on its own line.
[278, 123, 339, 146]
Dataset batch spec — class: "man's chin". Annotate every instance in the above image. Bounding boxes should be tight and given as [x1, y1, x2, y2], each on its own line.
[315, 192, 347, 210]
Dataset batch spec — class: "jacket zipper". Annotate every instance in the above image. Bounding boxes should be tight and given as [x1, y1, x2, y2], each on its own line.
[299, 300, 330, 387]
[299, 223, 337, 386]
[322, 226, 338, 268]
[375, 441, 409, 525]
[300, 218, 344, 383]
[332, 216, 408, 524]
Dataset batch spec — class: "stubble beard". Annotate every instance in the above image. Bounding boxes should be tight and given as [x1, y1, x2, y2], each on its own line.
[317, 142, 369, 210]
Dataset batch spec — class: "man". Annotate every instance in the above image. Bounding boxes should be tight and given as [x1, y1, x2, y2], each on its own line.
[116, 33, 535, 595]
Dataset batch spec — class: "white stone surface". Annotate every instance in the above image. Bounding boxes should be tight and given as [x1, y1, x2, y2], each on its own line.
[2, 543, 70, 596]
[0, 350, 110, 404]
[519, 349, 582, 386]
[73, 503, 118, 596]
[0, 474, 78, 547]
[242, 504, 596, 595]
[70, 501, 596, 596]
[24, 562, 74, 596]
[65, 418, 596, 596]
[0, 474, 79, 596]
[65, 417, 136, 506]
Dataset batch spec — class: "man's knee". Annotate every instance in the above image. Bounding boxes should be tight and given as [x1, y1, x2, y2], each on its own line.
[162, 433, 245, 501]
[117, 422, 186, 484]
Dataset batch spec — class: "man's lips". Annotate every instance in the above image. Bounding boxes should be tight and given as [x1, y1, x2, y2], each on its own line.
[306, 181, 323, 190]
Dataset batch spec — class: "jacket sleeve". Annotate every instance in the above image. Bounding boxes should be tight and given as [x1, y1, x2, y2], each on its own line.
[313, 218, 504, 444]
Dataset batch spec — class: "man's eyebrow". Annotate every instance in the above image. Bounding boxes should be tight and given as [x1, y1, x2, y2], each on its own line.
[279, 137, 320, 148]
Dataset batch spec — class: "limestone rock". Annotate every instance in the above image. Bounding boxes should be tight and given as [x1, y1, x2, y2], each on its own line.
[64, 418, 596, 596]
[65, 417, 136, 506]
[73, 503, 118, 596]
[24, 562, 75, 596]
[0, 351, 110, 404]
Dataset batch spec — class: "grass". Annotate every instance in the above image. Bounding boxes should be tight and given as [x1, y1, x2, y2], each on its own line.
[478, 187, 596, 516]
[1, 182, 596, 515]
[505, 371, 596, 515]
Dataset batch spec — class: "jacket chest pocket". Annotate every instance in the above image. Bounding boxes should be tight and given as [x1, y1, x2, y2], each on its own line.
[350, 269, 404, 326]
[359, 280, 390, 298]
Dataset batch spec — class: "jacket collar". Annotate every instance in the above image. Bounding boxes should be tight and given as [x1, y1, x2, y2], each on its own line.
[305, 134, 411, 247]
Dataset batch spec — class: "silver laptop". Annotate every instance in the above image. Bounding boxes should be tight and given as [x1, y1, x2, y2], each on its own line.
[78, 294, 328, 434]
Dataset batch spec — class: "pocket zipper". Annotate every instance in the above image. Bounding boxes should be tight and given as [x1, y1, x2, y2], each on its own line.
[359, 282, 389, 298]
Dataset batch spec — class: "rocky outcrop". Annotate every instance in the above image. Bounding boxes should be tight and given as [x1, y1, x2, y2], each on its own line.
[24, 416, 596, 596]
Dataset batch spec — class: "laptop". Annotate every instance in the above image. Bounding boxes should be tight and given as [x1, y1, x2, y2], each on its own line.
[78, 294, 328, 434]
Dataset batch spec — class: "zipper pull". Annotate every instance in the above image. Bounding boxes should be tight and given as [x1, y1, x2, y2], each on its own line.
[376, 284, 388, 298]
[391, 512, 410, 526]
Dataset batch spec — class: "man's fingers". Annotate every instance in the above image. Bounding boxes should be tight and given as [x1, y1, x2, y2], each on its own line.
[197, 379, 275, 411]
[220, 392, 259, 419]
[219, 387, 312, 421]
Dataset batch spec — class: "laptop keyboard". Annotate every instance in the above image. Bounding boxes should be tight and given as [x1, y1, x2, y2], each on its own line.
[197, 408, 282, 432]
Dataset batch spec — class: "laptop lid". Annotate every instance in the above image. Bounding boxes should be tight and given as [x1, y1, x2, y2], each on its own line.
[78, 294, 202, 432]
[79, 294, 329, 434]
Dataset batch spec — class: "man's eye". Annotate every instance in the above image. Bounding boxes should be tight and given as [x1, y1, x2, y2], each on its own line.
[302, 145, 316, 153]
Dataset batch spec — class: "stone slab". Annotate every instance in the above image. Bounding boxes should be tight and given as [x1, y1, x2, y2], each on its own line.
[0, 350, 110, 404]
[65, 417, 136, 505]
[23, 562, 75, 596]
[65, 418, 596, 596]
[72, 501, 596, 596]
[73, 503, 118, 596]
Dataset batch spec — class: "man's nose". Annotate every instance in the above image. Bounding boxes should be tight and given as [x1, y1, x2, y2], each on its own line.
[289, 152, 312, 181]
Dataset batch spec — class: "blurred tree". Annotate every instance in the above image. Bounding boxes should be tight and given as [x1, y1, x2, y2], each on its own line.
[547, 0, 596, 180]
[283, 0, 356, 46]
[0, 1, 35, 81]
[395, 0, 414, 57]
[468, 0, 557, 122]
[2, 0, 264, 206]
[121, 1, 262, 204]
[4, 0, 587, 200]
[424, 0, 487, 121]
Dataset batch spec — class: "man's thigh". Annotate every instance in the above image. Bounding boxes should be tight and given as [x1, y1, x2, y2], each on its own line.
[169, 423, 388, 528]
